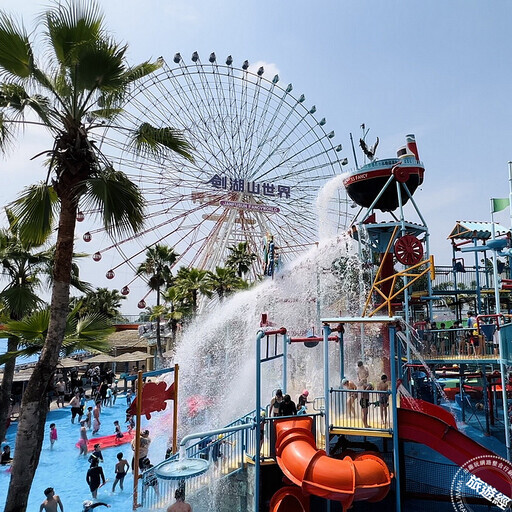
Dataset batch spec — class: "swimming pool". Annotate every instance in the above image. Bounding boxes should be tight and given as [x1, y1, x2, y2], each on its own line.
[1, 393, 170, 511]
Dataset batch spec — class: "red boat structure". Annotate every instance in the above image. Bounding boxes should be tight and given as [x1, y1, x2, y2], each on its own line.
[343, 134, 424, 212]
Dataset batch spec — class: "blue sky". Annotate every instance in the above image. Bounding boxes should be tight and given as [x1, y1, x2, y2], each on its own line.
[1, 0, 512, 312]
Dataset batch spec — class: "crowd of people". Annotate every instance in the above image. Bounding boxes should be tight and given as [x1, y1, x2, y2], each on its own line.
[0, 361, 191, 511]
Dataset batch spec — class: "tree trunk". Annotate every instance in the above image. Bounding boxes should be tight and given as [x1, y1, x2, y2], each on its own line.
[4, 196, 77, 512]
[0, 337, 17, 443]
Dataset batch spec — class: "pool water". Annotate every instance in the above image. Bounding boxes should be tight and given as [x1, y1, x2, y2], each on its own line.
[0, 393, 168, 511]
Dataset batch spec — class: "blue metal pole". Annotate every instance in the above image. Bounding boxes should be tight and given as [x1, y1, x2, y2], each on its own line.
[338, 329, 345, 384]
[389, 324, 401, 512]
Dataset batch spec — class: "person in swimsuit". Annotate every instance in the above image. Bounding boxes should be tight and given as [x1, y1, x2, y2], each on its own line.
[269, 389, 283, 417]
[78, 420, 88, 456]
[359, 383, 373, 428]
[88, 443, 104, 464]
[92, 403, 101, 435]
[39, 487, 64, 512]
[278, 394, 297, 416]
[70, 392, 81, 424]
[114, 420, 124, 438]
[112, 452, 129, 492]
[167, 487, 192, 512]
[342, 378, 358, 420]
[82, 499, 111, 511]
[49, 423, 58, 449]
[86, 457, 106, 498]
[377, 374, 390, 427]
[1, 445, 13, 465]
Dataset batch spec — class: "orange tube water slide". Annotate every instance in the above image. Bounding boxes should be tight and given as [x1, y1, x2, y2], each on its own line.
[272, 417, 392, 512]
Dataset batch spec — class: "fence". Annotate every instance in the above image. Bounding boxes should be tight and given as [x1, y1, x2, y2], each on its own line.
[432, 266, 498, 291]
[330, 388, 393, 432]
[410, 327, 499, 358]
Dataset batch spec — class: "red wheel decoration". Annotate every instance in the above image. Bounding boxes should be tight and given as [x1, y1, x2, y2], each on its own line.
[106, 269, 115, 279]
[394, 235, 424, 265]
[83, 232, 92, 242]
[137, 300, 146, 309]
[392, 166, 410, 183]
[121, 286, 130, 295]
[76, 211, 85, 222]
[92, 252, 102, 262]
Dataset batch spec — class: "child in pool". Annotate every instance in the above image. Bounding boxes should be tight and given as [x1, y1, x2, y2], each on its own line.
[50, 423, 58, 449]
[114, 420, 124, 439]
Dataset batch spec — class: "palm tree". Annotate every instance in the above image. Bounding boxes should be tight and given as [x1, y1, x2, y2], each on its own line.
[0, 307, 113, 364]
[73, 286, 126, 320]
[0, 3, 193, 510]
[136, 245, 178, 364]
[0, 210, 51, 444]
[226, 241, 257, 277]
[207, 266, 248, 301]
[174, 267, 213, 314]
[161, 286, 193, 354]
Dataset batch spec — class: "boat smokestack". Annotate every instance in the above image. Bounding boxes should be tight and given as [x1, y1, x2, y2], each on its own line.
[406, 134, 419, 160]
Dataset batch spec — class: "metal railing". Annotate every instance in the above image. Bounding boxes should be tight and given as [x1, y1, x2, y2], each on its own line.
[432, 266, 501, 291]
[411, 327, 498, 358]
[140, 412, 255, 509]
[330, 388, 393, 432]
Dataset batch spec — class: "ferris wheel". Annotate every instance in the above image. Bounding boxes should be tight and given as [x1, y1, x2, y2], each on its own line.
[83, 52, 351, 296]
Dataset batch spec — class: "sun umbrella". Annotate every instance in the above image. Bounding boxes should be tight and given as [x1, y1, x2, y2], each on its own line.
[84, 353, 117, 364]
[113, 351, 149, 363]
[57, 357, 88, 368]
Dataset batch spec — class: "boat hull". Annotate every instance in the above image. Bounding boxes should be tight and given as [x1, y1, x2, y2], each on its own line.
[343, 157, 424, 212]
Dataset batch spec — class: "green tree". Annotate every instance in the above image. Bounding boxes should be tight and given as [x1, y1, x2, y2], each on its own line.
[174, 267, 213, 313]
[207, 266, 248, 301]
[136, 245, 178, 364]
[226, 241, 257, 277]
[161, 286, 192, 354]
[0, 210, 51, 444]
[0, 3, 193, 509]
[72, 287, 126, 319]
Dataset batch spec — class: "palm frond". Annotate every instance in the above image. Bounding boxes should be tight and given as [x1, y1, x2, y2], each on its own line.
[0, 286, 44, 321]
[123, 59, 163, 85]
[8, 183, 59, 245]
[4, 308, 50, 341]
[79, 167, 145, 238]
[72, 38, 127, 96]
[43, 0, 104, 68]
[0, 83, 55, 127]
[0, 12, 33, 80]
[130, 123, 194, 162]
[0, 111, 15, 152]
[88, 107, 122, 119]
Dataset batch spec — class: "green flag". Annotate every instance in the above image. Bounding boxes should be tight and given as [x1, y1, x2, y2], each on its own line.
[492, 198, 510, 213]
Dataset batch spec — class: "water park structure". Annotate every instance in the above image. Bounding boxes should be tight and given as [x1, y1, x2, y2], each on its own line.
[4, 51, 512, 512]
[130, 133, 512, 511]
